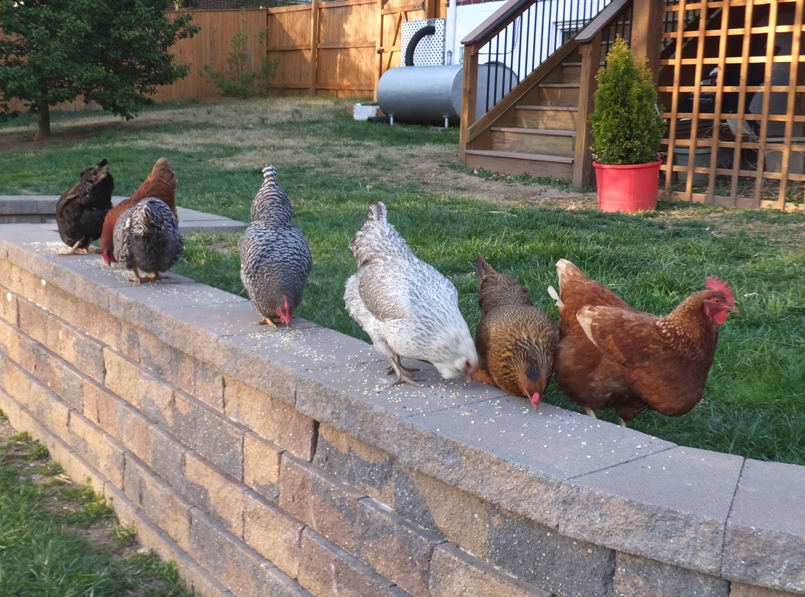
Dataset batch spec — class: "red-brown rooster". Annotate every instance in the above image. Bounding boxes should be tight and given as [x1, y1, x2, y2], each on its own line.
[549, 259, 737, 426]
[100, 157, 178, 265]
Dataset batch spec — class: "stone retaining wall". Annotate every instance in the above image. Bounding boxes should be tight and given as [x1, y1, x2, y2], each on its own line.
[1, 222, 803, 597]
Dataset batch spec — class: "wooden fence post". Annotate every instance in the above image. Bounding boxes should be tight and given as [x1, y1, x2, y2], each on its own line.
[309, 0, 319, 95]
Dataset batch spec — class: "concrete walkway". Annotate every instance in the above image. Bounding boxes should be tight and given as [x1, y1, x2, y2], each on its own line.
[0, 195, 245, 234]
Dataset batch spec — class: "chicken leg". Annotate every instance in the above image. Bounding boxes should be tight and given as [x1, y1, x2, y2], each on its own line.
[388, 354, 420, 387]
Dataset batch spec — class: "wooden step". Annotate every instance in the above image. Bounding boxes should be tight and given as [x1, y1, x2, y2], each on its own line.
[521, 83, 580, 107]
[490, 127, 575, 157]
[464, 149, 573, 180]
[558, 63, 582, 84]
[513, 105, 580, 130]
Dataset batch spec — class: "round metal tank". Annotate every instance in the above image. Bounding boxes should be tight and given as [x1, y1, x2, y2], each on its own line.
[376, 62, 518, 124]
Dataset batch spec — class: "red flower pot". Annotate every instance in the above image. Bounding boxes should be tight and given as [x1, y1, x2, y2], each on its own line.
[593, 159, 662, 212]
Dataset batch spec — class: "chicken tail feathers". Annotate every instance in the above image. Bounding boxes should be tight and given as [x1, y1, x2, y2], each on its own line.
[365, 202, 387, 224]
[547, 285, 563, 308]
[556, 258, 587, 288]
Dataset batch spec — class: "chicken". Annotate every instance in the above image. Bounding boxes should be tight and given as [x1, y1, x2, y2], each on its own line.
[101, 157, 178, 265]
[238, 165, 312, 326]
[473, 255, 559, 409]
[344, 201, 478, 386]
[112, 197, 184, 283]
[55, 159, 114, 254]
[549, 258, 737, 426]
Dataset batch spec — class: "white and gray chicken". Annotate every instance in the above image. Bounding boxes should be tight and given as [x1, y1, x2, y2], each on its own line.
[112, 197, 184, 283]
[344, 201, 478, 386]
[239, 165, 312, 326]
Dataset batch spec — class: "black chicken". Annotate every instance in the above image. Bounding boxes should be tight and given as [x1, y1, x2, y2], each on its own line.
[55, 159, 114, 254]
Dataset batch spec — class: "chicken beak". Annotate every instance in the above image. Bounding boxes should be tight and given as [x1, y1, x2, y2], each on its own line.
[529, 392, 541, 411]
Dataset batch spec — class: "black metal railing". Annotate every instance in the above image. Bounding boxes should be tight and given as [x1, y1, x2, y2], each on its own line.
[466, 0, 615, 115]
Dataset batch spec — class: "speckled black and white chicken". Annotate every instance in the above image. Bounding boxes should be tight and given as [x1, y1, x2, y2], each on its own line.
[238, 165, 312, 326]
[112, 197, 184, 283]
[55, 159, 114, 254]
[344, 201, 478, 386]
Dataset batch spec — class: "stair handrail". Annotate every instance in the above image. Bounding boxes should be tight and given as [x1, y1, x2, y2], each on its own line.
[459, 0, 632, 186]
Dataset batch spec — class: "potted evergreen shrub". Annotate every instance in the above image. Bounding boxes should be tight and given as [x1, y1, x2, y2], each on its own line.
[589, 36, 666, 212]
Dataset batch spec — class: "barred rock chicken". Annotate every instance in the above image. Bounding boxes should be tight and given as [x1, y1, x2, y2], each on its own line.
[112, 197, 184, 283]
[238, 165, 311, 326]
[473, 255, 559, 409]
[344, 202, 478, 386]
[101, 157, 178, 265]
[55, 159, 114, 254]
[549, 259, 737, 426]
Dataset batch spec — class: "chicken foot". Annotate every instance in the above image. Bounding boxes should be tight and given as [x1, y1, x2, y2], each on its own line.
[129, 268, 165, 284]
[584, 406, 627, 427]
[59, 240, 101, 256]
[386, 357, 419, 376]
[388, 355, 420, 387]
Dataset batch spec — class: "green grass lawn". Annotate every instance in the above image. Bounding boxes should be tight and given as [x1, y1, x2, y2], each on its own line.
[1, 97, 804, 465]
[0, 415, 192, 597]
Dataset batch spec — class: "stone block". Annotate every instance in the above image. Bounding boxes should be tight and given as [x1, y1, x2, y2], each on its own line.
[356, 497, 443, 597]
[411, 396, 675, 530]
[83, 378, 120, 431]
[429, 543, 551, 597]
[279, 454, 365, 553]
[189, 507, 309, 597]
[614, 552, 729, 597]
[131, 328, 224, 411]
[487, 504, 616, 597]
[184, 450, 247, 538]
[117, 401, 153, 463]
[224, 376, 316, 460]
[146, 423, 187, 489]
[559, 446, 743, 575]
[45, 312, 107, 383]
[0, 318, 34, 370]
[26, 342, 84, 411]
[123, 452, 193, 547]
[723, 459, 805, 594]
[16, 295, 49, 344]
[103, 348, 176, 427]
[298, 528, 398, 597]
[242, 489, 304, 578]
[103, 483, 232, 597]
[215, 336, 301, 409]
[68, 411, 126, 488]
[0, 282, 18, 325]
[314, 423, 396, 505]
[242, 431, 282, 502]
[3, 361, 72, 441]
[729, 582, 802, 597]
[0, 387, 22, 429]
[391, 463, 489, 557]
[171, 389, 244, 475]
[105, 281, 244, 363]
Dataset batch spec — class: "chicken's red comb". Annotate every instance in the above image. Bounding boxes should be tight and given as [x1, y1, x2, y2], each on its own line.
[706, 277, 735, 305]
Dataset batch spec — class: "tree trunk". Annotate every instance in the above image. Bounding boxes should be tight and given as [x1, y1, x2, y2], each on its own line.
[34, 103, 51, 140]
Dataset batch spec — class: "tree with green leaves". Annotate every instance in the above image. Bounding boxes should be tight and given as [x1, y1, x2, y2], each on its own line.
[0, 0, 200, 139]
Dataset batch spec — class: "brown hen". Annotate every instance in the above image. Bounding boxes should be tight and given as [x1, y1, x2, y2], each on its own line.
[100, 157, 178, 265]
[550, 258, 737, 426]
[473, 255, 559, 409]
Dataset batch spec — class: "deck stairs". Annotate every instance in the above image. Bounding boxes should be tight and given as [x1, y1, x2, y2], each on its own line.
[463, 61, 585, 180]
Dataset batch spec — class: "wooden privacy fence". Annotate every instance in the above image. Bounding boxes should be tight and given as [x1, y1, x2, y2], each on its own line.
[262, 0, 445, 99]
[159, 1, 446, 102]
